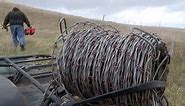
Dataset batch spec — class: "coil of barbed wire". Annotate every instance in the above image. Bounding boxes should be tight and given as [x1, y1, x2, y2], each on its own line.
[52, 21, 170, 106]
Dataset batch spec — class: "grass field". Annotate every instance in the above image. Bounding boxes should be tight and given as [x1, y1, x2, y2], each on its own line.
[0, 2, 185, 106]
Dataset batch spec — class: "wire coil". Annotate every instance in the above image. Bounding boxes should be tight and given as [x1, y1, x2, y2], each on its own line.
[53, 21, 170, 106]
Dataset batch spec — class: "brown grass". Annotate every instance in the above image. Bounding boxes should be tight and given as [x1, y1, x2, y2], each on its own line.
[0, 2, 185, 106]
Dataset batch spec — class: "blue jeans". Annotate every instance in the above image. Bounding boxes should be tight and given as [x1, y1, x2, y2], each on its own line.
[10, 25, 25, 47]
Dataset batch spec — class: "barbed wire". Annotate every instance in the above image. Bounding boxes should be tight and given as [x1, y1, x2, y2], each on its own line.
[52, 21, 170, 106]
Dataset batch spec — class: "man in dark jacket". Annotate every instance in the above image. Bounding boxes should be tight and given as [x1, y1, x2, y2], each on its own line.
[3, 7, 31, 51]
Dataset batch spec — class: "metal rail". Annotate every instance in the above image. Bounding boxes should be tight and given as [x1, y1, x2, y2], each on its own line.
[13, 57, 52, 64]
[0, 54, 51, 61]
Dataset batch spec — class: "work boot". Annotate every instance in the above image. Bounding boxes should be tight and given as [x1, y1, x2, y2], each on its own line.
[20, 45, 25, 51]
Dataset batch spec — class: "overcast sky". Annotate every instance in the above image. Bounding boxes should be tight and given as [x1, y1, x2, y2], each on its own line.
[5, 0, 185, 28]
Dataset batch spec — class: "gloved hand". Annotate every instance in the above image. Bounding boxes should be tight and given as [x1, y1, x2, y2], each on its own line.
[28, 24, 32, 28]
[2, 25, 8, 31]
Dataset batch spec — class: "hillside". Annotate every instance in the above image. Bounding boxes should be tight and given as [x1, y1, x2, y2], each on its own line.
[0, 1, 185, 106]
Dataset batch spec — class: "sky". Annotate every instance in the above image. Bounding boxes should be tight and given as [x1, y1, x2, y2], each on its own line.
[4, 0, 185, 28]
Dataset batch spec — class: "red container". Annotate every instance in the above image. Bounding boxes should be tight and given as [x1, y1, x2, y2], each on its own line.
[25, 27, 35, 35]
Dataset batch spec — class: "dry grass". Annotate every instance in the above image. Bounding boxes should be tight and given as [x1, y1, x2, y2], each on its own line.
[0, 2, 185, 106]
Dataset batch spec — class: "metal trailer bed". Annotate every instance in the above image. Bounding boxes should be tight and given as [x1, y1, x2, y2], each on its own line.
[0, 54, 64, 106]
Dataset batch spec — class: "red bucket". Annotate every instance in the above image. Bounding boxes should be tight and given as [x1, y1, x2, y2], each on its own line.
[25, 27, 35, 35]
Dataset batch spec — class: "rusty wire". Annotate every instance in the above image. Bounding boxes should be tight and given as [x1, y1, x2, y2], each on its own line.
[52, 21, 170, 106]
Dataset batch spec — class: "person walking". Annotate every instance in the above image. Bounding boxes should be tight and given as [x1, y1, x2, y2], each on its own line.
[2, 7, 31, 51]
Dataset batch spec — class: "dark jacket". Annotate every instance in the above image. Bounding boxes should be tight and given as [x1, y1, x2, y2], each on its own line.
[3, 8, 31, 27]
